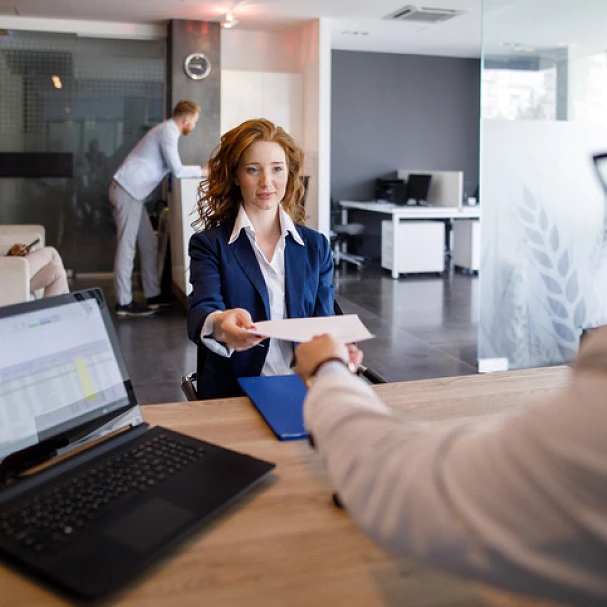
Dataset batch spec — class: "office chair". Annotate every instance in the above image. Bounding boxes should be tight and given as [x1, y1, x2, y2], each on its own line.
[180, 345, 203, 402]
[180, 300, 388, 401]
[330, 197, 366, 271]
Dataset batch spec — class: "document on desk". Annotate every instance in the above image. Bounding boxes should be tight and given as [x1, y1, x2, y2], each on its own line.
[249, 314, 375, 344]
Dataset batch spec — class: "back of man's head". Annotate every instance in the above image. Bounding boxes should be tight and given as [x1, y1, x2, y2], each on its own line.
[172, 100, 201, 119]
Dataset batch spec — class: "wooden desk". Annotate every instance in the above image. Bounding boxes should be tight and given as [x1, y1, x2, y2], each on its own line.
[1, 367, 569, 607]
[339, 200, 481, 278]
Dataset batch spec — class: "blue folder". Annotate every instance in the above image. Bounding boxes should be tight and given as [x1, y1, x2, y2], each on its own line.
[238, 375, 308, 441]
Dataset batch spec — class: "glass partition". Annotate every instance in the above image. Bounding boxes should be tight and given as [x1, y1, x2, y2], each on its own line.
[0, 31, 165, 274]
[479, 0, 607, 369]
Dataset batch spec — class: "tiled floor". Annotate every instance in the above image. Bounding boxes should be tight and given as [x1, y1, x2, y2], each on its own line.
[333, 264, 478, 382]
[73, 263, 478, 405]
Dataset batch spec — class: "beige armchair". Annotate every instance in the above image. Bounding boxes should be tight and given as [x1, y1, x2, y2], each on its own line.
[0, 225, 46, 306]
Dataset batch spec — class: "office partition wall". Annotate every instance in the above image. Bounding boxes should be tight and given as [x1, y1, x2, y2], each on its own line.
[0, 31, 165, 274]
[478, 0, 607, 370]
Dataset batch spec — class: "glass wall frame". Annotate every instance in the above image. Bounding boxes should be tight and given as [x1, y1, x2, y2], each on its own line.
[479, 0, 607, 370]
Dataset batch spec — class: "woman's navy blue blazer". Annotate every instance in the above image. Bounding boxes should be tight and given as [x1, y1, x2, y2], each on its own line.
[187, 221, 334, 399]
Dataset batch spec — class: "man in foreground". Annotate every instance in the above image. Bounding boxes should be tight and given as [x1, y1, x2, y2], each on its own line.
[294, 331, 607, 606]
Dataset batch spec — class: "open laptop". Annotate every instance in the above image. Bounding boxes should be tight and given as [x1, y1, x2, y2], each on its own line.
[0, 288, 275, 600]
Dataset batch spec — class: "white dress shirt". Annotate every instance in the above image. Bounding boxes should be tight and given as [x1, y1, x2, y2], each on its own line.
[201, 205, 304, 376]
[113, 119, 202, 201]
[303, 328, 607, 606]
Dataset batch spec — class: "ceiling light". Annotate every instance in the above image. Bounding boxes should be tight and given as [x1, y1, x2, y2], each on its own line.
[220, 11, 239, 29]
[51, 75, 62, 89]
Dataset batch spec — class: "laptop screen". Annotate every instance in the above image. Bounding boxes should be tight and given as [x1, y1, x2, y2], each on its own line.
[0, 290, 136, 464]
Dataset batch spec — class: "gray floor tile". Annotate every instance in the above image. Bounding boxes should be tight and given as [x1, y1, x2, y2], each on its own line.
[72, 263, 479, 403]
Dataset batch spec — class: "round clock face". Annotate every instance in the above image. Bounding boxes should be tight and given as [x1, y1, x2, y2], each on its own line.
[184, 53, 211, 80]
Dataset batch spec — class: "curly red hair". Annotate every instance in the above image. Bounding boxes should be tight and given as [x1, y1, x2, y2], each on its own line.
[193, 118, 306, 230]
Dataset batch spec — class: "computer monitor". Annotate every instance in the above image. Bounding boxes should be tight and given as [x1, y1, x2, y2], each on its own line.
[375, 178, 406, 203]
[406, 174, 432, 205]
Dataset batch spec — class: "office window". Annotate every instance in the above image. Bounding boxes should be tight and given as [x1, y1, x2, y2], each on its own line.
[482, 67, 557, 121]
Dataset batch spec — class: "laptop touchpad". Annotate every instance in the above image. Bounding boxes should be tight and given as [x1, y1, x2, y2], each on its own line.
[103, 498, 195, 553]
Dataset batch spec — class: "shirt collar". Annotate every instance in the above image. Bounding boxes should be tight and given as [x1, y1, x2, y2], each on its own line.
[229, 205, 304, 246]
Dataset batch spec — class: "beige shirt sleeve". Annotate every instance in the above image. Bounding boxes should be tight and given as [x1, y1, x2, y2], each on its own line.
[303, 331, 607, 606]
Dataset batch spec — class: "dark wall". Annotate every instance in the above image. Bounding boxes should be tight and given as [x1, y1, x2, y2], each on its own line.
[167, 20, 220, 166]
[331, 50, 481, 202]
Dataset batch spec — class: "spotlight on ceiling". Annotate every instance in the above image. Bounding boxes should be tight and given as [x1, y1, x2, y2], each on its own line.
[220, 11, 239, 29]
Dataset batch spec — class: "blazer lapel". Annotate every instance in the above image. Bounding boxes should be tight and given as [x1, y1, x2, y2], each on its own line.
[284, 233, 306, 318]
[231, 231, 271, 318]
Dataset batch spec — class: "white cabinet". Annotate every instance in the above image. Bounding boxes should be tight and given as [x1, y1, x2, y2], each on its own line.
[453, 219, 480, 272]
[169, 178, 200, 297]
[221, 70, 303, 141]
[381, 220, 445, 275]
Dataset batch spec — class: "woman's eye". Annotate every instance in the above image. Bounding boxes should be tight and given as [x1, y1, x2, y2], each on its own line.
[246, 167, 259, 174]
[273, 166, 284, 173]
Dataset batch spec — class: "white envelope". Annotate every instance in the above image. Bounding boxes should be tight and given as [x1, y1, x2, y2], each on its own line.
[248, 314, 375, 344]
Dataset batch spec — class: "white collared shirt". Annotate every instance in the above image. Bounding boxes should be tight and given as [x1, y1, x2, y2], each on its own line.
[201, 205, 304, 376]
[113, 119, 202, 201]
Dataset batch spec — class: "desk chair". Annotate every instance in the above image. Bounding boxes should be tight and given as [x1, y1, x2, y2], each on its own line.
[180, 300, 388, 401]
[331, 198, 366, 271]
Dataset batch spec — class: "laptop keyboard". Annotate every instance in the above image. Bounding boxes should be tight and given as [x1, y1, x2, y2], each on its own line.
[0, 432, 205, 554]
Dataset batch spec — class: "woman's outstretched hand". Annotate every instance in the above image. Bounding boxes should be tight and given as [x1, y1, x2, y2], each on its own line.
[213, 308, 264, 351]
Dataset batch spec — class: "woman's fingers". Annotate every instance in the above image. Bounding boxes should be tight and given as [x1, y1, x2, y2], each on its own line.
[219, 309, 263, 350]
[233, 308, 255, 329]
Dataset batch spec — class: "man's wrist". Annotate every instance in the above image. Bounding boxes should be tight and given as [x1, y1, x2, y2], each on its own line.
[305, 356, 351, 388]
[310, 356, 348, 376]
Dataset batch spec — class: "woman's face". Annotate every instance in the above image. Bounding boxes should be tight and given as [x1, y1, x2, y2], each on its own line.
[235, 141, 288, 215]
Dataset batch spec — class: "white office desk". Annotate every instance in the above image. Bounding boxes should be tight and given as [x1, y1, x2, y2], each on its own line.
[339, 200, 481, 279]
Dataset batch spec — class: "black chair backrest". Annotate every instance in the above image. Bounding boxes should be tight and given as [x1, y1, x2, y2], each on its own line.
[195, 344, 207, 398]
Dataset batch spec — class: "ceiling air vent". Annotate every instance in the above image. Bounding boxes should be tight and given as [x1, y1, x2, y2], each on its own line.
[383, 5, 467, 24]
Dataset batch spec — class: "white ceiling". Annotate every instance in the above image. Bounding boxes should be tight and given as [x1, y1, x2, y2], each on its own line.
[3, 1, 604, 59]
[0, 0, 483, 58]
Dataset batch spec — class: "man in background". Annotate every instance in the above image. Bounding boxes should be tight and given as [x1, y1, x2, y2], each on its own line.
[110, 100, 207, 317]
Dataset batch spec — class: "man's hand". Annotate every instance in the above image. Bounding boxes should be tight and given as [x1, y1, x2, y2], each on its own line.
[213, 308, 264, 351]
[6, 244, 27, 257]
[295, 334, 363, 385]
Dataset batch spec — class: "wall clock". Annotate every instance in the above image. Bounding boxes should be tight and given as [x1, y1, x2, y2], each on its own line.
[184, 53, 211, 80]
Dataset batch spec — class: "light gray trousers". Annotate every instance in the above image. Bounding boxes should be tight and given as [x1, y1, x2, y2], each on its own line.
[109, 180, 160, 306]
